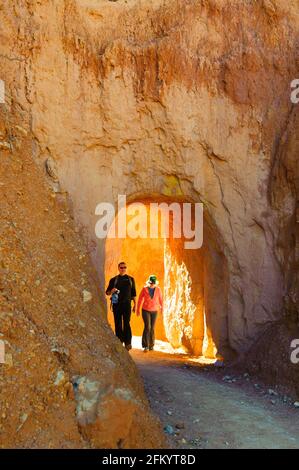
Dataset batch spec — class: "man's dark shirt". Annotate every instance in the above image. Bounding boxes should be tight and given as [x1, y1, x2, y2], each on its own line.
[106, 275, 136, 303]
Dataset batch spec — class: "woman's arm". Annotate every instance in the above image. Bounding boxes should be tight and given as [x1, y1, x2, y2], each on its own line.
[136, 288, 145, 316]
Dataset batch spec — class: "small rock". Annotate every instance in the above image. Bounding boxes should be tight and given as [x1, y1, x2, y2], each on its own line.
[294, 402, 299, 408]
[51, 346, 70, 362]
[45, 157, 58, 181]
[83, 290, 92, 302]
[268, 389, 278, 396]
[5, 354, 13, 367]
[15, 125, 28, 136]
[54, 370, 66, 386]
[20, 413, 28, 423]
[17, 413, 28, 432]
[167, 410, 172, 416]
[214, 359, 224, 368]
[175, 422, 185, 429]
[270, 399, 276, 405]
[64, 382, 75, 399]
[164, 425, 175, 435]
[57, 285, 68, 294]
[222, 375, 232, 381]
[243, 373, 250, 378]
[0, 142, 10, 150]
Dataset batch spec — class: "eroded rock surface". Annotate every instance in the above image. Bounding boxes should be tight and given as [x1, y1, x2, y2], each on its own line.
[0, 0, 298, 444]
[0, 108, 165, 448]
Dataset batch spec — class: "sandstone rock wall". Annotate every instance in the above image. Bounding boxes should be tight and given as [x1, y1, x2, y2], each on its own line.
[0, 106, 165, 448]
[1, 0, 298, 356]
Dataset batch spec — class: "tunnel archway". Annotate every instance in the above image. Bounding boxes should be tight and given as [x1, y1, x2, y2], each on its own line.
[104, 194, 231, 359]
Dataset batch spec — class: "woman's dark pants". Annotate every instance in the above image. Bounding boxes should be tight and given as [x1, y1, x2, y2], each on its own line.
[142, 309, 158, 349]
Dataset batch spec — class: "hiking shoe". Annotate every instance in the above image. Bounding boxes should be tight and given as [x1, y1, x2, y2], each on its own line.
[125, 344, 132, 351]
[149, 347, 154, 351]
[143, 348, 149, 353]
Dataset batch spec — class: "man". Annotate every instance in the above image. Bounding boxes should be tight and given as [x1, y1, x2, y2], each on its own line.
[106, 262, 136, 351]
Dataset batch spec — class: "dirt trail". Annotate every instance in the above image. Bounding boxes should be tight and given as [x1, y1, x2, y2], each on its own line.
[131, 344, 299, 449]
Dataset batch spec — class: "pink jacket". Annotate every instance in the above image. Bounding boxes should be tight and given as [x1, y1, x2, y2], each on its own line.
[137, 286, 163, 314]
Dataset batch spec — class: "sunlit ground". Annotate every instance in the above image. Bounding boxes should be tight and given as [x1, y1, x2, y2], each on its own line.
[132, 336, 217, 365]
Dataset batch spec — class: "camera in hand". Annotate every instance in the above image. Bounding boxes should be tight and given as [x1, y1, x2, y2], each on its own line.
[111, 289, 120, 304]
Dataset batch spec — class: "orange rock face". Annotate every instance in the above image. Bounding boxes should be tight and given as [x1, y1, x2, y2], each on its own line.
[0, 0, 298, 445]
[0, 109, 165, 448]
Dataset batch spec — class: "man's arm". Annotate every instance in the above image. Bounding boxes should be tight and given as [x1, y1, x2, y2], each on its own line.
[105, 277, 115, 296]
[131, 277, 137, 312]
[131, 277, 137, 298]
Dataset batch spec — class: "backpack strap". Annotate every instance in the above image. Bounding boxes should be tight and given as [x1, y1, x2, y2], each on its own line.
[110, 275, 119, 311]
[113, 275, 119, 288]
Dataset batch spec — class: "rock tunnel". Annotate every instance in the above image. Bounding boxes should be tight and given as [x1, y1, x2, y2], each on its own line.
[1, 0, 298, 450]
[1, 0, 293, 363]
[104, 194, 229, 359]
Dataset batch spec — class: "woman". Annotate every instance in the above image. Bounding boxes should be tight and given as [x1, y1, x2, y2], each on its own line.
[137, 275, 163, 352]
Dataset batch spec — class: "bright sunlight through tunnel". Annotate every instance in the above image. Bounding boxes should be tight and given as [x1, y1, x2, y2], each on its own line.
[104, 197, 220, 361]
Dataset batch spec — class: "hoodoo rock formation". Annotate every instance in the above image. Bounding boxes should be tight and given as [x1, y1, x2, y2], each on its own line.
[0, 0, 298, 447]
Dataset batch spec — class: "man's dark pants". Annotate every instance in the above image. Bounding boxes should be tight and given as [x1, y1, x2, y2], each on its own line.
[142, 309, 157, 349]
[112, 301, 132, 346]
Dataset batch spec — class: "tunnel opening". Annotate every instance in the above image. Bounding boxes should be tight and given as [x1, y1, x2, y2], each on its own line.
[104, 195, 230, 360]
